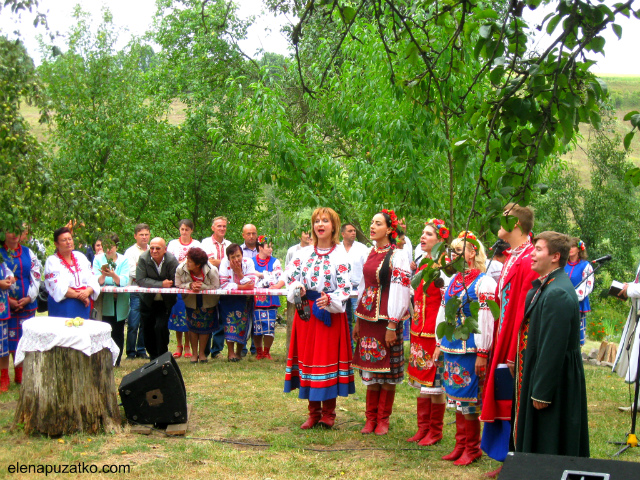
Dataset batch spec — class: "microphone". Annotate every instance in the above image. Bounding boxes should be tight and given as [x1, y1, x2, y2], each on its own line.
[592, 255, 612, 264]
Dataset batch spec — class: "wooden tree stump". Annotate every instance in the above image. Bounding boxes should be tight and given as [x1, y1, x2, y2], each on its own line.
[14, 347, 121, 436]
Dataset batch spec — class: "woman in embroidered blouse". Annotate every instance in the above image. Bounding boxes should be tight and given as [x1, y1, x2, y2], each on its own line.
[252, 236, 285, 360]
[44, 227, 100, 319]
[406, 219, 450, 446]
[167, 219, 201, 360]
[175, 247, 220, 363]
[284, 207, 355, 429]
[351, 210, 410, 435]
[564, 238, 593, 346]
[435, 232, 496, 466]
[218, 243, 257, 362]
[93, 233, 130, 367]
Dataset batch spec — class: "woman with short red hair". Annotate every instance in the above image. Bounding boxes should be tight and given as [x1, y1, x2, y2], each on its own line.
[284, 207, 355, 429]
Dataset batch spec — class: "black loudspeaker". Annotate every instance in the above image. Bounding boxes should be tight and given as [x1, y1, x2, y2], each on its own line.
[118, 352, 187, 426]
[501, 452, 640, 479]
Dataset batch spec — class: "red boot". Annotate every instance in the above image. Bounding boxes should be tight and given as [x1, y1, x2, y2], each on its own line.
[454, 416, 483, 466]
[361, 388, 380, 434]
[263, 347, 272, 360]
[14, 366, 22, 385]
[406, 396, 431, 442]
[374, 388, 396, 435]
[0, 369, 9, 393]
[418, 401, 446, 446]
[319, 398, 337, 428]
[255, 346, 264, 360]
[301, 400, 322, 429]
[442, 410, 466, 460]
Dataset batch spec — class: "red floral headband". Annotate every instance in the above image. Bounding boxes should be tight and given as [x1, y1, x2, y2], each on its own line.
[426, 218, 450, 239]
[381, 209, 399, 239]
[257, 235, 272, 245]
[457, 230, 478, 250]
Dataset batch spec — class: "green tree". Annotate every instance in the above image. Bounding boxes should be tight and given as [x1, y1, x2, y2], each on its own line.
[534, 117, 640, 281]
[0, 35, 51, 237]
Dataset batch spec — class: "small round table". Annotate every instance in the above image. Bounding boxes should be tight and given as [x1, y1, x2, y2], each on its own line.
[14, 317, 121, 436]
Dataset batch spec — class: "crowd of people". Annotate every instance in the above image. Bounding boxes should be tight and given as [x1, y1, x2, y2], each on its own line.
[4, 203, 640, 474]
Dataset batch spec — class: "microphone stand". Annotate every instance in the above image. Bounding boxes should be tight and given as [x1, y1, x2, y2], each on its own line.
[574, 260, 607, 291]
[611, 309, 640, 456]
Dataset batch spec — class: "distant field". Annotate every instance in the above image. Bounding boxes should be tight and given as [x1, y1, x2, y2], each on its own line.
[19, 75, 640, 186]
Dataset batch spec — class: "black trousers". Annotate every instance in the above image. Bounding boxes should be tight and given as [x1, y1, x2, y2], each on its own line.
[102, 315, 125, 366]
[140, 301, 171, 359]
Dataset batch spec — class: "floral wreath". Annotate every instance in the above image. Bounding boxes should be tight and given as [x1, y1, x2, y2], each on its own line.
[457, 230, 478, 250]
[577, 240, 586, 251]
[381, 209, 399, 239]
[426, 218, 450, 239]
[257, 235, 272, 245]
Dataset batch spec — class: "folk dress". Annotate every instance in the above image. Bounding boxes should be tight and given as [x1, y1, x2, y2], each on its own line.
[0, 243, 41, 352]
[167, 238, 202, 333]
[436, 270, 496, 413]
[284, 245, 355, 401]
[174, 262, 220, 335]
[352, 244, 411, 385]
[0, 263, 14, 357]
[252, 255, 283, 337]
[407, 263, 447, 393]
[564, 259, 593, 346]
[44, 251, 100, 319]
[218, 257, 258, 344]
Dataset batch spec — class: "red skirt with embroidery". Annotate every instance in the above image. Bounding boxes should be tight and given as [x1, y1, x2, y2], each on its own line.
[407, 334, 439, 387]
[284, 302, 355, 401]
[353, 319, 404, 383]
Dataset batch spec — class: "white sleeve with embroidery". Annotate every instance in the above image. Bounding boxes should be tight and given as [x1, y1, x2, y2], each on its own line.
[44, 256, 69, 303]
[242, 258, 259, 284]
[27, 248, 42, 302]
[473, 275, 497, 358]
[325, 249, 351, 314]
[270, 258, 283, 284]
[285, 249, 305, 303]
[576, 262, 594, 302]
[387, 249, 411, 323]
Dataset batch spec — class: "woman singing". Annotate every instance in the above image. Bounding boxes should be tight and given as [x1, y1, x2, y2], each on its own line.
[352, 210, 411, 435]
[284, 207, 355, 429]
[406, 219, 450, 446]
[436, 232, 496, 466]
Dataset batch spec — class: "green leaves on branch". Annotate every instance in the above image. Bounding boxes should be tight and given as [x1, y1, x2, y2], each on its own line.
[437, 297, 481, 342]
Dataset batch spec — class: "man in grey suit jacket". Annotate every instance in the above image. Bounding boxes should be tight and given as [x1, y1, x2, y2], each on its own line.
[137, 237, 179, 359]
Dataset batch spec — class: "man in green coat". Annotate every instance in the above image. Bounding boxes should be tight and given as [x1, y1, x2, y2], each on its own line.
[514, 231, 590, 457]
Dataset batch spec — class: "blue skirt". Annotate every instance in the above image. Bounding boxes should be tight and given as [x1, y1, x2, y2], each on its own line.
[442, 352, 479, 403]
[185, 305, 219, 335]
[48, 297, 90, 319]
[253, 308, 277, 336]
[168, 294, 189, 332]
[0, 319, 8, 357]
[219, 296, 253, 344]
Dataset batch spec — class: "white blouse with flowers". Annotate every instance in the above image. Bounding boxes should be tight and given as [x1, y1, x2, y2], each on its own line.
[285, 245, 352, 314]
[44, 251, 101, 303]
[167, 238, 202, 263]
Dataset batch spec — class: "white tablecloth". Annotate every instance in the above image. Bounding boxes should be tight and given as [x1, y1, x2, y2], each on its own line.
[15, 317, 120, 366]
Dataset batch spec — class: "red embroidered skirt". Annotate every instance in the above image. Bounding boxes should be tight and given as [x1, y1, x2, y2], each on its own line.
[407, 334, 439, 387]
[284, 305, 355, 401]
[353, 319, 404, 384]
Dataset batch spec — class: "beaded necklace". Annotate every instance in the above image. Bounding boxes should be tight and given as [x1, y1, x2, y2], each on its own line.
[314, 245, 336, 257]
[256, 255, 271, 267]
[448, 269, 481, 297]
[56, 251, 81, 286]
[2, 243, 21, 258]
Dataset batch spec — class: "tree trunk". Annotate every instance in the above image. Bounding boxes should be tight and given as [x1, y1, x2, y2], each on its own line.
[14, 347, 121, 436]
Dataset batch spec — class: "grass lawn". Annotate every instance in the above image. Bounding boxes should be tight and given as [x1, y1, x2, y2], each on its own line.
[1, 325, 639, 479]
